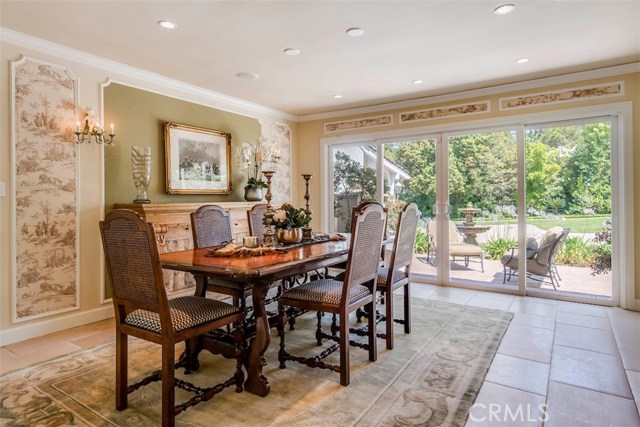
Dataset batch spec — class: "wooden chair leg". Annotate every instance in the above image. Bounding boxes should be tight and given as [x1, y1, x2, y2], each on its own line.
[339, 312, 350, 386]
[162, 342, 176, 427]
[115, 329, 128, 411]
[277, 303, 288, 369]
[367, 299, 377, 363]
[403, 284, 411, 335]
[315, 311, 323, 346]
[385, 288, 394, 350]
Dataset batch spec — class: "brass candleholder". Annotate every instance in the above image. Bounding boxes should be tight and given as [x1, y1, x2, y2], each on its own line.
[302, 174, 313, 241]
[262, 170, 278, 247]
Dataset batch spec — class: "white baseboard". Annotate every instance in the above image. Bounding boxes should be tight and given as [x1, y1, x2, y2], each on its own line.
[0, 305, 114, 346]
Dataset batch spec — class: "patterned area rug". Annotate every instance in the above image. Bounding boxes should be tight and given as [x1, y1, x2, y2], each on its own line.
[0, 298, 512, 426]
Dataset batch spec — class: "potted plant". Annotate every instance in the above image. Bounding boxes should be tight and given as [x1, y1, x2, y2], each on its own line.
[271, 203, 311, 244]
[237, 136, 274, 201]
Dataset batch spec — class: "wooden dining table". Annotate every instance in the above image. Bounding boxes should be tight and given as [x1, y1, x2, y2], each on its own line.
[159, 239, 350, 397]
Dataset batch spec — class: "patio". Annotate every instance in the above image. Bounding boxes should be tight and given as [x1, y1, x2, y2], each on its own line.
[409, 254, 612, 298]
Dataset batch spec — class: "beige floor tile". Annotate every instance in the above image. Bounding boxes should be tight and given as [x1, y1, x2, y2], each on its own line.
[485, 354, 550, 396]
[556, 311, 611, 331]
[466, 382, 546, 427]
[498, 324, 554, 364]
[620, 349, 640, 372]
[554, 323, 618, 355]
[71, 329, 115, 348]
[434, 287, 477, 300]
[5, 338, 82, 358]
[611, 324, 640, 353]
[511, 313, 555, 331]
[550, 345, 632, 398]
[627, 370, 640, 411]
[465, 296, 512, 311]
[557, 301, 608, 318]
[508, 300, 557, 318]
[607, 307, 640, 328]
[521, 296, 559, 306]
[427, 294, 471, 305]
[545, 381, 640, 427]
[475, 292, 516, 303]
[409, 283, 438, 299]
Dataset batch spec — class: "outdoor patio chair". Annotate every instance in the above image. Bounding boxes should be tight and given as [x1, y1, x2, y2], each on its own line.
[501, 226, 570, 290]
[427, 219, 485, 272]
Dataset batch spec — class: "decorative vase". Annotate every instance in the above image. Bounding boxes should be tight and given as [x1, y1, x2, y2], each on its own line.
[276, 228, 303, 244]
[244, 186, 263, 201]
[131, 145, 152, 204]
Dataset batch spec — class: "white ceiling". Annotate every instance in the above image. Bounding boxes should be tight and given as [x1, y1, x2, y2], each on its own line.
[2, 1, 639, 116]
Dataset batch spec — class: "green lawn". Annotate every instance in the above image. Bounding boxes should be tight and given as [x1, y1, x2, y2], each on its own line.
[468, 215, 610, 233]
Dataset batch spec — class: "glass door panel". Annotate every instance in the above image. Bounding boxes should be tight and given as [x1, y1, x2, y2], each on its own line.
[524, 120, 613, 299]
[330, 145, 377, 233]
[447, 130, 519, 289]
[382, 139, 438, 282]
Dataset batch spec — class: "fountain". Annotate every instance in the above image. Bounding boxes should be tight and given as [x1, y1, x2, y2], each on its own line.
[456, 202, 491, 245]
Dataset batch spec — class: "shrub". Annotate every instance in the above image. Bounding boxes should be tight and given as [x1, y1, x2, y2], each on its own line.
[414, 230, 429, 254]
[481, 237, 516, 260]
[556, 236, 594, 267]
[590, 226, 612, 275]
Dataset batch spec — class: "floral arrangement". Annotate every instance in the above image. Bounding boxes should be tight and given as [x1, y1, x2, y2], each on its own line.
[236, 136, 280, 189]
[270, 203, 311, 230]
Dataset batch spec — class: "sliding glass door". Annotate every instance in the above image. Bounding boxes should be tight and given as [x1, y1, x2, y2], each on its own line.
[325, 112, 620, 304]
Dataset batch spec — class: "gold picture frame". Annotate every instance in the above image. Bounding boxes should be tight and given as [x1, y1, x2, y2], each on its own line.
[164, 122, 232, 194]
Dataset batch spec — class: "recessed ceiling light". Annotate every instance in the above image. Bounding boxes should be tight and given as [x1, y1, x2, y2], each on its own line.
[283, 48, 300, 56]
[235, 72, 260, 80]
[515, 57, 530, 64]
[158, 20, 177, 29]
[333, 94, 343, 99]
[413, 79, 424, 85]
[346, 27, 364, 37]
[493, 4, 516, 15]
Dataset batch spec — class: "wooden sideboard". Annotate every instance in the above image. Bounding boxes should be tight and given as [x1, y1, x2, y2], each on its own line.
[113, 202, 262, 293]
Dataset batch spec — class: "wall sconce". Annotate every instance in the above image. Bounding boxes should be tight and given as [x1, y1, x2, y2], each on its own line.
[74, 108, 115, 145]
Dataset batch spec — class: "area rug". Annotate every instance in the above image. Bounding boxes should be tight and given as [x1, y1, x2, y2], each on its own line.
[0, 298, 512, 426]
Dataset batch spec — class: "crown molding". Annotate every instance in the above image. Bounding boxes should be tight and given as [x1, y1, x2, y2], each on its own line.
[0, 27, 297, 122]
[299, 62, 640, 122]
[3, 27, 638, 124]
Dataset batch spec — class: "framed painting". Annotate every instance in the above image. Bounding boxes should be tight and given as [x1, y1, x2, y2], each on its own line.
[164, 122, 232, 194]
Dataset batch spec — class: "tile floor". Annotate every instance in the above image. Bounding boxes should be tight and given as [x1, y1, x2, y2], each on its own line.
[1, 284, 639, 427]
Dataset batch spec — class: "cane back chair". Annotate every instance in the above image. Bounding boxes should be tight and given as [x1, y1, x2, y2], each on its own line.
[277, 202, 387, 386]
[100, 209, 244, 427]
[191, 205, 252, 309]
[376, 203, 420, 350]
[247, 203, 268, 244]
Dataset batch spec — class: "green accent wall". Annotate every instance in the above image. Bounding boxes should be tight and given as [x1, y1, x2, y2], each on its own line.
[104, 83, 260, 208]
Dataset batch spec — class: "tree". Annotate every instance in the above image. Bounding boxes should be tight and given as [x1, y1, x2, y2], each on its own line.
[333, 151, 376, 231]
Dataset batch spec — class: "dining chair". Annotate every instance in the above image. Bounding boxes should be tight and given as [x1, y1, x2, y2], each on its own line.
[277, 202, 386, 386]
[191, 205, 251, 310]
[376, 203, 420, 350]
[247, 203, 268, 244]
[100, 209, 245, 427]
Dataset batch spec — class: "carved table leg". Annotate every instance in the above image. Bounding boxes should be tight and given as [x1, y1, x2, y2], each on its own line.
[244, 281, 271, 396]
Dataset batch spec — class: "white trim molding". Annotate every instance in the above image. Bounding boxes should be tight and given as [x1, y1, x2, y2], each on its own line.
[0, 27, 296, 122]
[0, 305, 114, 347]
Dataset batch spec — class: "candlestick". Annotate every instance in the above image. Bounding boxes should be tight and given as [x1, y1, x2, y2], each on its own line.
[301, 174, 313, 241]
[262, 170, 278, 247]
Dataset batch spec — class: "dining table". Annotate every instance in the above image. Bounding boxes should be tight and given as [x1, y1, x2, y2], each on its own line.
[159, 238, 350, 397]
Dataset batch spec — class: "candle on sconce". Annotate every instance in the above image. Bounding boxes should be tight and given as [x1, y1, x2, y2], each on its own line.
[110, 123, 115, 135]
[75, 121, 80, 132]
